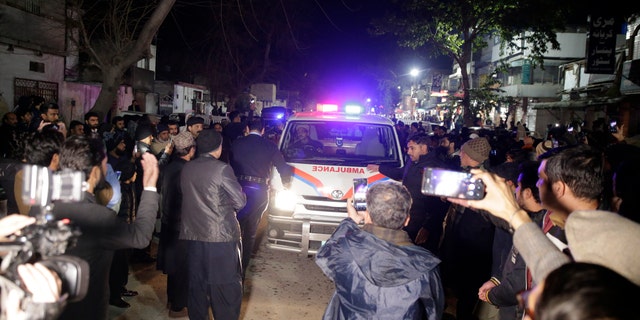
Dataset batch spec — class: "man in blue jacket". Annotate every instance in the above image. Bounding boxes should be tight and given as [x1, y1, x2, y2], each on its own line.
[316, 181, 444, 320]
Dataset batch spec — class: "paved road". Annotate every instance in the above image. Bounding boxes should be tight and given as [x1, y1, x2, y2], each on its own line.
[108, 219, 334, 320]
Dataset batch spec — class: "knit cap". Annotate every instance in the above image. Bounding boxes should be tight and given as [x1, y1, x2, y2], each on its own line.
[172, 131, 195, 153]
[535, 140, 554, 157]
[187, 116, 204, 127]
[461, 137, 491, 163]
[134, 124, 154, 141]
[196, 129, 222, 154]
[156, 123, 169, 134]
[106, 134, 126, 151]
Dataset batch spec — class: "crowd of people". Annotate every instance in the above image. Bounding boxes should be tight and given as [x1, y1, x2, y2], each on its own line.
[0, 97, 293, 320]
[0, 95, 639, 320]
[317, 117, 640, 320]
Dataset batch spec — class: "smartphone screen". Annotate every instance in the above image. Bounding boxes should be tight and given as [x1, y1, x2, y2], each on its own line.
[421, 168, 485, 200]
[610, 121, 618, 133]
[353, 178, 368, 211]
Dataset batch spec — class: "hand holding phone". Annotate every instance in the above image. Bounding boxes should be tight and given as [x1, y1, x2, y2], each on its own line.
[353, 178, 368, 211]
[421, 168, 485, 200]
[610, 121, 618, 133]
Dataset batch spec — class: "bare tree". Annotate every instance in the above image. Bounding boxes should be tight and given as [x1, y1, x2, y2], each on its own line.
[68, 0, 176, 118]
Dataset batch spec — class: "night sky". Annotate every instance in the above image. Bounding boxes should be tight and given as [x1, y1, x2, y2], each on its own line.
[156, 1, 452, 103]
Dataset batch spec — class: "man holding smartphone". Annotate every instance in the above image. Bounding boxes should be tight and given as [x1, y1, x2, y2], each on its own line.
[439, 136, 495, 320]
[316, 181, 444, 320]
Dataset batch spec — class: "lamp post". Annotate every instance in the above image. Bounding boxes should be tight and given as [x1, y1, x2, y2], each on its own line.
[409, 68, 420, 119]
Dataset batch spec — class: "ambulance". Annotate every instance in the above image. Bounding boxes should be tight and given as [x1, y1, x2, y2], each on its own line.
[267, 108, 405, 255]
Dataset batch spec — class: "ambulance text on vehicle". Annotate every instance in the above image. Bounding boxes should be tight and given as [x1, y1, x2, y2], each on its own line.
[267, 111, 405, 255]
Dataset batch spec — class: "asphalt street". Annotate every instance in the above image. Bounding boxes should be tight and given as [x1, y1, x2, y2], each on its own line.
[108, 218, 334, 320]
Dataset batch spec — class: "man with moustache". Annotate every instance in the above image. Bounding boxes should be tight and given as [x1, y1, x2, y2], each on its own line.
[367, 133, 449, 254]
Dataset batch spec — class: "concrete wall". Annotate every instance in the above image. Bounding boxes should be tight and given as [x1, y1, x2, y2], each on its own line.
[59, 82, 133, 123]
[0, 47, 64, 106]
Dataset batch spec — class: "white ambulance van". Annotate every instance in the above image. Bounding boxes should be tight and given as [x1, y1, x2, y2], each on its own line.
[267, 111, 405, 255]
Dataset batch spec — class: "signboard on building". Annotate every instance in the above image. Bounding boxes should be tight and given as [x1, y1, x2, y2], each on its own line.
[585, 16, 616, 74]
[521, 60, 532, 84]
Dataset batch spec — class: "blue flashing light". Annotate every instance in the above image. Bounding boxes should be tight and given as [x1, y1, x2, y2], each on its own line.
[345, 104, 363, 114]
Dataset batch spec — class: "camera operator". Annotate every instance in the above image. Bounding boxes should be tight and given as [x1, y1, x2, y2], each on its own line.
[0, 214, 64, 320]
[36, 136, 159, 320]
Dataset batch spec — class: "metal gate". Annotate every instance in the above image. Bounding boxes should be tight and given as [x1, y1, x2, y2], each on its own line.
[13, 78, 59, 106]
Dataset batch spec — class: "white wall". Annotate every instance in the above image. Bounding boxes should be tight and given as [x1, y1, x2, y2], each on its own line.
[0, 47, 64, 106]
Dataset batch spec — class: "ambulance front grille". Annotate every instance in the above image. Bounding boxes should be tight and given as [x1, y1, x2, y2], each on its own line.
[302, 195, 347, 202]
[303, 204, 347, 213]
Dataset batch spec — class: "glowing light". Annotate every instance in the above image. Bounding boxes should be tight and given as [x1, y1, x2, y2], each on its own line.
[345, 104, 363, 114]
[274, 189, 296, 211]
[317, 104, 338, 112]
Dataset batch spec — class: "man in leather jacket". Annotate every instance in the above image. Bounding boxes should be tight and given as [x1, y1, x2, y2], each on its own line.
[179, 129, 246, 320]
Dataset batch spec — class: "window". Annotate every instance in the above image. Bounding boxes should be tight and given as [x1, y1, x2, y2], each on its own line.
[13, 78, 58, 106]
[282, 121, 401, 166]
[29, 61, 45, 73]
[25, 0, 40, 14]
[7, 0, 41, 14]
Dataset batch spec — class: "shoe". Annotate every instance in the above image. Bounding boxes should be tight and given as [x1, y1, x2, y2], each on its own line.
[109, 298, 131, 308]
[168, 307, 188, 318]
[121, 290, 139, 297]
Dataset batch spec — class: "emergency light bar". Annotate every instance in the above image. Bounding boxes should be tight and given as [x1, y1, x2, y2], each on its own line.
[317, 104, 339, 112]
[344, 104, 363, 115]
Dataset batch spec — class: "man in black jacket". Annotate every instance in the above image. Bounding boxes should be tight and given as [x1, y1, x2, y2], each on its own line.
[180, 129, 246, 320]
[230, 118, 292, 280]
[44, 136, 159, 320]
[367, 133, 449, 254]
[157, 131, 196, 317]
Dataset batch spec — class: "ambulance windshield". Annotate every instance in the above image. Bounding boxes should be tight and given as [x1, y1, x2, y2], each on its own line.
[281, 121, 402, 167]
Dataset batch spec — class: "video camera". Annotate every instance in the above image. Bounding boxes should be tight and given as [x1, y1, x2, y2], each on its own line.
[0, 165, 89, 317]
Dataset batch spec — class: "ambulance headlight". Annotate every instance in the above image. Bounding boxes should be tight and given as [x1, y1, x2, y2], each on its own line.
[274, 189, 296, 211]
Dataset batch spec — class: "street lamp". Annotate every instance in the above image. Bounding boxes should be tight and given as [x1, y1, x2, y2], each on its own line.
[409, 68, 420, 119]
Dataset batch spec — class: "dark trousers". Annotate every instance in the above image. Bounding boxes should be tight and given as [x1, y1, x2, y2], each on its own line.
[237, 184, 268, 279]
[109, 248, 130, 300]
[167, 272, 189, 310]
[187, 241, 242, 320]
[160, 227, 190, 310]
[166, 238, 189, 310]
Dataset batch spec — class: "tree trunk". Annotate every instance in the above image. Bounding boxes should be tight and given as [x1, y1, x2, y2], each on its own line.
[460, 60, 474, 127]
[87, 0, 176, 119]
[92, 68, 126, 120]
